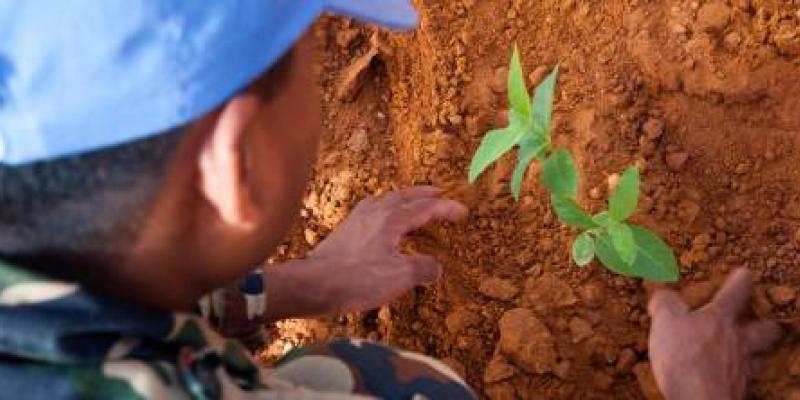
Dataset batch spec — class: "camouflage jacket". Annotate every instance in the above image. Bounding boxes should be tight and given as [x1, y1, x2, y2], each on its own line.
[0, 261, 475, 400]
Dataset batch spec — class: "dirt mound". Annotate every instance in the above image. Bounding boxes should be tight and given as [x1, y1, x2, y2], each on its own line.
[259, 1, 800, 398]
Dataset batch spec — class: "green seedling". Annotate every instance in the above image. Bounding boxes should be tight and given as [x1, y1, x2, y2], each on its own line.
[468, 46, 679, 282]
[557, 164, 679, 282]
[468, 45, 558, 200]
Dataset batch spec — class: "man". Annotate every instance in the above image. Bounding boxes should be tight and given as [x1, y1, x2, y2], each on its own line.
[0, 1, 474, 398]
[0, 1, 782, 399]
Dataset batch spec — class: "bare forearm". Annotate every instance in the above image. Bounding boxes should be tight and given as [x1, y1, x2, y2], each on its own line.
[262, 258, 339, 322]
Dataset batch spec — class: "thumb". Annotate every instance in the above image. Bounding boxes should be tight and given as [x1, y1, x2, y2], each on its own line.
[406, 254, 443, 286]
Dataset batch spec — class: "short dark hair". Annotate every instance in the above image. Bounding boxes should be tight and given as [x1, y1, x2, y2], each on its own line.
[0, 128, 183, 263]
[0, 51, 295, 275]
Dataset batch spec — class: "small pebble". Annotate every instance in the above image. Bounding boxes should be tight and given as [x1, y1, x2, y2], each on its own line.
[724, 31, 742, 50]
[666, 151, 689, 171]
[445, 309, 480, 335]
[767, 286, 797, 307]
[579, 282, 607, 309]
[347, 128, 369, 152]
[671, 23, 688, 36]
[484, 356, 517, 383]
[696, 1, 731, 33]
[479, 277, 520, 301]
[642, 118, 664, 140]
[304, 228, 319, 245]
[528, 65, 550, 86]
[569, 317, 594, 343]
[589, 187, 604, 200]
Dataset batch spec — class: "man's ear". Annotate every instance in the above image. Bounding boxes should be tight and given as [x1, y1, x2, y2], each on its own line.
[196, 94, 262, 230]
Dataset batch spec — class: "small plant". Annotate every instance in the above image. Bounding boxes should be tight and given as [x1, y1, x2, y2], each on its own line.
[468, 46, 557, 201]
[468, 46, 678, 282]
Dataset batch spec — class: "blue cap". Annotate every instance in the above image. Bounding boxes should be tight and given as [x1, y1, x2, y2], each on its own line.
[0, 0, 417, 165]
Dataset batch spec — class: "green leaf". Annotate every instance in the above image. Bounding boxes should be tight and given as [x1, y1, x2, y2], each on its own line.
[541, 148, 579, 197]
[468, 127, 524, 183]
[531, 65, 559, 138]
[508, 108, 525, 129]
[550, 194, 598, 230]
[594, 225, 679, 282]
[607, 220, 637, 265]
[508, 45, 531, 118]
[572, 232, 595, 267]
[592, 211, 610, 227]
[628, 224, 679, 282]
[510, 135, 548, 200]
[594, 230, 638, 277]
[609, 167, 640, 221]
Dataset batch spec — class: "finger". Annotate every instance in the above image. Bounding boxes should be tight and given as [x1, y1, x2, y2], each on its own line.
[648, 290, 689, 318]
[741, 319, 782, 354]
[405, 254, 442, 286]
[376, 186, 441, 207]
[704, 268, 753, 320]
[387, 198, 469, 238]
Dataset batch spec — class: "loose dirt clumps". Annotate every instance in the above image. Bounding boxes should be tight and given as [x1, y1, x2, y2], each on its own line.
[767, 285, 798, 307]
[446, 308, 481, 335]
[696, 1, 732, 33]
[498, 308, 558, 374]
[522, 274, 579, 311]
[479, 277, 520, 301]
[260, 1, 800, 398]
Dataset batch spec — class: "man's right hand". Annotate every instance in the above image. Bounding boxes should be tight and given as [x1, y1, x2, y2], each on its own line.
[647, 269, 783, 399]
[263, 186, 467, 321]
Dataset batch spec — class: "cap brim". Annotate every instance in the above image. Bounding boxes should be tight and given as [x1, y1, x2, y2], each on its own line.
[324, 0, 418, 30]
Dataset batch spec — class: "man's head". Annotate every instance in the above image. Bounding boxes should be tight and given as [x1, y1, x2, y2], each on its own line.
[0, 2, 417, 310]
[0, 35, 321, 309]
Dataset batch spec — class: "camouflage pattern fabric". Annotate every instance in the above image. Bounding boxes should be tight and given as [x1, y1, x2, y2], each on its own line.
[0, 261, 476, 399]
